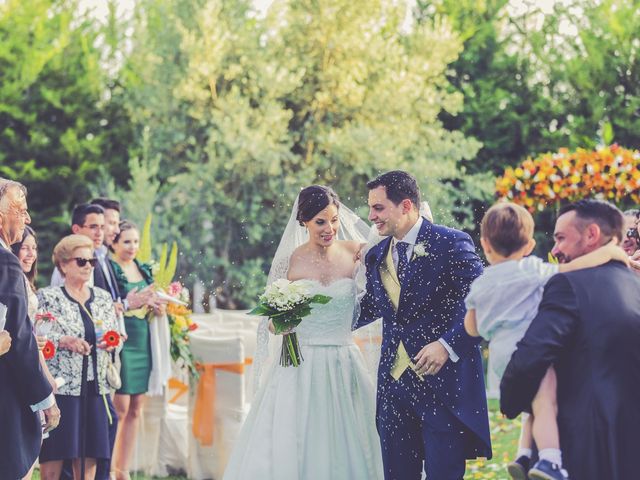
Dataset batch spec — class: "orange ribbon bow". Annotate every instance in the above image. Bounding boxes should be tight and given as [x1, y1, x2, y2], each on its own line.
[192, 358, 253, 446]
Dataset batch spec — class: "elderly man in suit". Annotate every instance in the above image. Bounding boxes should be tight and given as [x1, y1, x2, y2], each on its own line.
[0, 178, 60, 479]
[501, 199, 640, 480]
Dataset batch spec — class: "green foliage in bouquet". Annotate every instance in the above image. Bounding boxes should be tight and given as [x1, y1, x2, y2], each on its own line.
[249, 279, 331, 367]
[249, 294, 331, 334]
[137, 213, 196, 376]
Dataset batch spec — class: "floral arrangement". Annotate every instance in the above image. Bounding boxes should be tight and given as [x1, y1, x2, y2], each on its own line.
[165, 281, 198, 377]
[249, 279, 331, 367]
[138, 214, 198, 377]
[496, 145, 640, 211]
[34, 311, 56, 337]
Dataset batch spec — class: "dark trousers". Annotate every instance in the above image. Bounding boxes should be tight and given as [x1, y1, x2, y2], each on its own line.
[377, 373, 467, 480]
[60, 395, 118, 480]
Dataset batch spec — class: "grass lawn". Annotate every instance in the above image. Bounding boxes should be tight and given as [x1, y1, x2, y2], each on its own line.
[33, 399, 520, 480]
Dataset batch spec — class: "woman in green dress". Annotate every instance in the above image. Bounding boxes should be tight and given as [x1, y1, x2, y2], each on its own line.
[110, 220, 164, 480]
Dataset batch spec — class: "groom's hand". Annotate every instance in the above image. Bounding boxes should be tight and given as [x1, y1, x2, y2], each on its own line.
[414, 341, 449, 376]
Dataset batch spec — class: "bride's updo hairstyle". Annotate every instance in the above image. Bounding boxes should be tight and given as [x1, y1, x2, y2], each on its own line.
[296, 185, 340, 226]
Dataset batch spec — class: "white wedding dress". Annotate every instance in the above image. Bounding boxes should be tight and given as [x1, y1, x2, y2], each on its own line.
[223, 277, 383, 480]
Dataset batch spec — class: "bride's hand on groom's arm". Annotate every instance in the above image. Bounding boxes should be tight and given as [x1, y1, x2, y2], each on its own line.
[414, 341, 449, 376]
[353, 243, 367, 262]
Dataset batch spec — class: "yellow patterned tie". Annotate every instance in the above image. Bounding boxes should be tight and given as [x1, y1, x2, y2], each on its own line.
[379, 244, 424, 382]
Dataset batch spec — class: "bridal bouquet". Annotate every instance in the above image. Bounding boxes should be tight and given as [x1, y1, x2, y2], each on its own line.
[249, 279, 331, 367]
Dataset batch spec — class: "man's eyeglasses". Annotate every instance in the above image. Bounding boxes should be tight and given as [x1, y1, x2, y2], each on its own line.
[82, 224, 105, 232]
[72, 257, 97, 268]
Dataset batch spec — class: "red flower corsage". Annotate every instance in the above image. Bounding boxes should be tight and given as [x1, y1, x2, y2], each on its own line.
[35, 312, 57, 322]
[188, 323, 198, 332]
[103, 330, 121, 348]
[43, 340, 56, 360]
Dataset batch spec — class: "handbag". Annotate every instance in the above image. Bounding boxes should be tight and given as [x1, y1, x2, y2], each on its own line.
[106, 351, 122, 390]
[79, 301, 122, 390]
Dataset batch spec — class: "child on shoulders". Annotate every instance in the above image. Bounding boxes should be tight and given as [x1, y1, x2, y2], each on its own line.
[464, 202, 628, 480]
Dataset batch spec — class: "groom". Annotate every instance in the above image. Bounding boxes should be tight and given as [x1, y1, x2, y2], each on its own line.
[357, 171, 491, 479]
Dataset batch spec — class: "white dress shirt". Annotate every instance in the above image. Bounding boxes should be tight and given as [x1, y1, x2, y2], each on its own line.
[391, 217, 460, 363]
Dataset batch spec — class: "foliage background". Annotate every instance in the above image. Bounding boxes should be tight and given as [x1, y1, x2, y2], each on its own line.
[2, 0, 639, 305]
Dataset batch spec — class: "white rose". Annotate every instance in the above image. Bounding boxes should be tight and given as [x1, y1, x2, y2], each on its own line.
[413, 243, 428, 257]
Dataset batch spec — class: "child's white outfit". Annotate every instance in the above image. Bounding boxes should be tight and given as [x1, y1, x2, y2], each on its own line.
[465, 256, 559, 380]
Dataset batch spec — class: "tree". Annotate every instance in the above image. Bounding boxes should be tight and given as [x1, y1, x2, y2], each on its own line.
[0, 0, 132, 274]
[122, 0, 483, 307]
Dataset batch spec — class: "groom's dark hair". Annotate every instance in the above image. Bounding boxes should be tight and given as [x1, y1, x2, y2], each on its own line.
[367, 170, 420, 208]
[559, 199, 624, 242]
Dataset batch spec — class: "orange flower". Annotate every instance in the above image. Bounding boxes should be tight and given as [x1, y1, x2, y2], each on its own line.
[496, 146, 640, 211]
[103, 330, 121, 348]
[167, 303, 191, 317]
[43, 340, 55, 360]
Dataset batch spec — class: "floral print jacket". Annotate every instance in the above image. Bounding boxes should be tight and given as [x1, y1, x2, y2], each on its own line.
[36, 286, 119, 396]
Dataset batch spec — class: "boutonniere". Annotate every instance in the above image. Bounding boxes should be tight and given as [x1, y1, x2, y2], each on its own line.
[413, 243, 428, 258]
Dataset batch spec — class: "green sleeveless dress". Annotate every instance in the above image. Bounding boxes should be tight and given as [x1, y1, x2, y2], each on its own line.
[110, 259, 153, 395]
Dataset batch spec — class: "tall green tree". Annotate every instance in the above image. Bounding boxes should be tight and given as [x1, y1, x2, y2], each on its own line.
[0, 0, 131, 272]
[121, 0, 483, 306]
[530, 0, 640, 149]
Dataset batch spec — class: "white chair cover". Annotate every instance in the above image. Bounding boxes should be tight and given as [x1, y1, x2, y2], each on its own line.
[188, 333, 248, 480]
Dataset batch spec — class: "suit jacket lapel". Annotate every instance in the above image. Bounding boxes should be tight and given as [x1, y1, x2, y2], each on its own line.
[403, 218, 433, 291]
[369, 237, 395, 316]
[105, 258, 120, 300]
[93, 261, 107, 291]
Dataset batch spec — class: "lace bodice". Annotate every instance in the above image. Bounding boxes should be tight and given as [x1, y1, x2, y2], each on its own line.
[295, 278, 357, 346]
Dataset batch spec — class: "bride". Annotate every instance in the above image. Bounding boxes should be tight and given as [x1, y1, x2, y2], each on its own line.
[223, 185, 383, 479]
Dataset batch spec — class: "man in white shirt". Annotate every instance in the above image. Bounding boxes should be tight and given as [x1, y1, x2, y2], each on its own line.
[0, 178, 60, 479]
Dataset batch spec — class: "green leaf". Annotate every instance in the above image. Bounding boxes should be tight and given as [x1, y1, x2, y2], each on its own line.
[137, 214, 153, 264]
[310, 294, 332, 305]
[602, 121, 614, 145]
[248, 304, 271, 316]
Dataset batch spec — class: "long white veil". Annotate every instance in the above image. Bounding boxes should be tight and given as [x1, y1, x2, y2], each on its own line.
[253, 193, 371, 393]
[253, 193, 434, 394]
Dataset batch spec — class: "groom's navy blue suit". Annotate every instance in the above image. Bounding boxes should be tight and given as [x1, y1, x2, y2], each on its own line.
[357, 218, 491, 479]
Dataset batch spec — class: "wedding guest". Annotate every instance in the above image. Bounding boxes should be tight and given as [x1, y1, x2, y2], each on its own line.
[501, 199, 639, 480]
[54, 202, 155, 318]
[38, 234, 120, 480]
[85, 198, 124, 480]
[89, 198, 123, 304]
[622, 209, 639, 256]
[0, 178, 59, 479]
[12, 225, 38, 293]
[11, 226, 58, 480]
[51, 203, 105, 287]
[464, 202, 627, 480]
[91, 198, 121, 249]
[110, 220, 166, 480]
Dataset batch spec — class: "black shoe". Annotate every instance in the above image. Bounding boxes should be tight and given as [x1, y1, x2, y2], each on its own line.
[528, 459, 569, 480]
[506, 455, 530, 480]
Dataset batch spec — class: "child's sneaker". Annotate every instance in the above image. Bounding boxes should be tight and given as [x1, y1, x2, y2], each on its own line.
[506, 455, 530, 479]
[528, 459, 569, 480]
